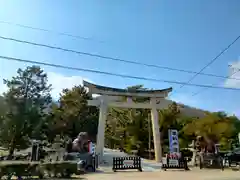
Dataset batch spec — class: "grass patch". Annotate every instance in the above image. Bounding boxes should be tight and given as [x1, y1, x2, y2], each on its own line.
[0, 149, 8, 156]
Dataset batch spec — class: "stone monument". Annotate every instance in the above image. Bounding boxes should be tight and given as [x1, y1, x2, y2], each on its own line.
[52, 135, 63, 161]
[31, 140, 41, 161]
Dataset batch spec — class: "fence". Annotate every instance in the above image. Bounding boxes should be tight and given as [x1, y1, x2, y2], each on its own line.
[162, 156, 189, 170]
[199, 154, 224, 170]
[112, 156, 142, 172]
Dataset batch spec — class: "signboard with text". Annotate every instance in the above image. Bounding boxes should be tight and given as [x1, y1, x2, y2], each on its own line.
[168, 159, 179, 166]
[123, 160, 134, 166]
[168, 129, 179, 156]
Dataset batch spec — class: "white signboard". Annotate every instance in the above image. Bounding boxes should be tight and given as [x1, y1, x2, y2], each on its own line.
[168, 159, 179, 166]
[168, 129, 179, 155]
[123, 160, 134, 166]
[162, 157, 167, 165]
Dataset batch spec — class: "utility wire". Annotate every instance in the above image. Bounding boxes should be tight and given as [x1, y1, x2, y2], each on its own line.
[192, 65, 240, 96]
[171, 35, 240, 95]
[1, 35, 240, 81]
[0, 20, 104, 43]
[1, 55, 240, 91]
[228, 65, 240, 71]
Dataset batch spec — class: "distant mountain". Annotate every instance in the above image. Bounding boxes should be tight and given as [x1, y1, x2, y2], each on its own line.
[0, 95, 207, 118]
[165, 99, 206, 118]
[94, 96, 207, 118]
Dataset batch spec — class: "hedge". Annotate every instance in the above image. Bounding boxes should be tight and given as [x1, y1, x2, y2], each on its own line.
[40, 161, 80, 178]
[0, 160, 81, 179]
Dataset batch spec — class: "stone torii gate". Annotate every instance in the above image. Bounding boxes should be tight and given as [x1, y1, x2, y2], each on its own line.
[83, 81, 173, 163]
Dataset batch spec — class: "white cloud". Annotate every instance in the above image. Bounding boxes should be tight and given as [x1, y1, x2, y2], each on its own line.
[224, 60, 240, 88]
[47, 72, 93, 99]
[0, 81, 7, 95]
[0, 72, 93, 100]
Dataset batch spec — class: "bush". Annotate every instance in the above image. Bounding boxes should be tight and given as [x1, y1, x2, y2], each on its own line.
[0, 161, 40, 179]
[0, 160, 81, 178]
[40, 161, 79, 178]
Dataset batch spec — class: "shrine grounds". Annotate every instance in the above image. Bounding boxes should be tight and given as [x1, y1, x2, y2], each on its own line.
[81, 148, 240, 180]
[7, 168, 240, 180]
[83, 168, 240, 180]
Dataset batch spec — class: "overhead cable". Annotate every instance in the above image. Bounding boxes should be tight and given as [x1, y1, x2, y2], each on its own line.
[0, 35, 240, 81]
[1, 55, 240, 91]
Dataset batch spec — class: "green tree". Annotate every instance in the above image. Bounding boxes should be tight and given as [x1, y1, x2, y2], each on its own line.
[0, 96, 7, 117]
[177, 115, 196, 148]
[159, 102, 181, 153]
[183, 112, 238, 150]
[50, 85, 99, 141]
[106, 85, 158, 156]
[0, 66, 52, 158]
[107, 107, 150, 154]
[105, 85, 186, 157]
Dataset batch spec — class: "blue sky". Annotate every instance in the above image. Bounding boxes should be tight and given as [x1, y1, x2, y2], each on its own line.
[0, 0, 240, 116]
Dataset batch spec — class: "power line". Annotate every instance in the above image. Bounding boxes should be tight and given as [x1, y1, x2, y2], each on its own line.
[192, 65, 240, 96]
[1, 55, 240, 91]
[0, 20, 104, 43]
[171, 35, 240, 94]
[1, 35, 240, 81]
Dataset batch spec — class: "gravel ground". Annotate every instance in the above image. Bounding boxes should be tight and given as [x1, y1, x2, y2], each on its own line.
[84, 169, 240, 180]
[90, 149, 239, 180]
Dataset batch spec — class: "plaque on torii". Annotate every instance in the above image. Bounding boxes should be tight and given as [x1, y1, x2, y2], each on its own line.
[83, 81, 173, 163]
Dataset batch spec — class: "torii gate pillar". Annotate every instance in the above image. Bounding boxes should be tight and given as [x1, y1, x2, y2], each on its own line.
[150, 97, 162, 162]
[96, 99, 108, 162]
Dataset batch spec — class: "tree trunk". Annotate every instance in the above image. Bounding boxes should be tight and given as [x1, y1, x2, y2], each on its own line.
[7, 137, 16, 160]
[7, 145, 15, 160]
